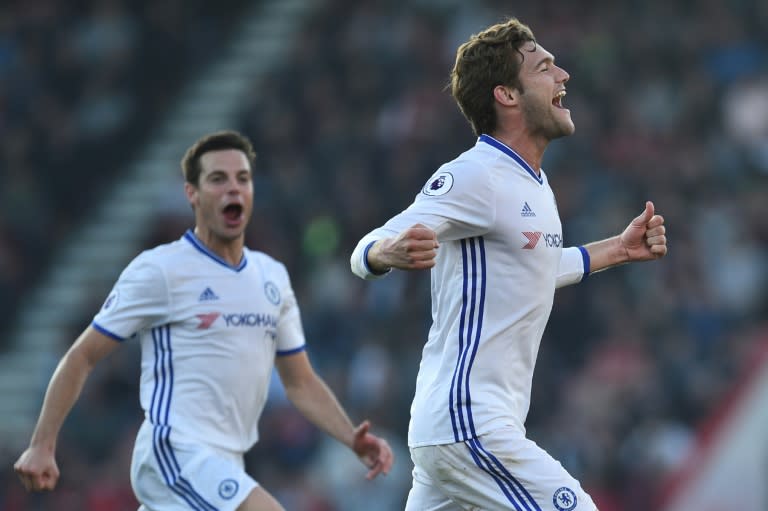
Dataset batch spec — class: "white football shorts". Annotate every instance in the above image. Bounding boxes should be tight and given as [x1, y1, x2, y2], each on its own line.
[130, 420, 257, 511]
[405, 426, 597, 511]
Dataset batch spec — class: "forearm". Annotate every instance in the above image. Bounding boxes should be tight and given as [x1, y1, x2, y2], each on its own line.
[285, 376, 355, 448]
[582, 235, 629, 274]
[29, 350, 95, 451]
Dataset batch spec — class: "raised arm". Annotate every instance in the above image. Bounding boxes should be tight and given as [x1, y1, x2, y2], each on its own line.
[585, 201, 667, 273]
[556, 201, 667, 288]
[14, 326, 121, 491]
[275, 351, 394, 479]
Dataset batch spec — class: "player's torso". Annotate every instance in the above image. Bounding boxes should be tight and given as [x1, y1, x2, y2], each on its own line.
[138, 241, 285, 447]
[411, 139, 564, 446]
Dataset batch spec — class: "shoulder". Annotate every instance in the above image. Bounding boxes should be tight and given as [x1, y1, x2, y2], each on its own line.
[131, 238, 189, 269]
[419, 145, 499, 199]
[246, 249, 291, 281]
[119, 238, 197, 286]
[246, 248, 284, 269]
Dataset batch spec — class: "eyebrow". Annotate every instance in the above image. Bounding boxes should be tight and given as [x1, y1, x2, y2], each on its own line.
[206, 168, 251, 177]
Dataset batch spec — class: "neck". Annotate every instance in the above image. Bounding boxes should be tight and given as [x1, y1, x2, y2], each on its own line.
[489, 128, 547, 175]
[193, 227, 244, 266]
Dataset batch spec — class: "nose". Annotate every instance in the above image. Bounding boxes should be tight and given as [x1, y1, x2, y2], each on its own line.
[556, 65, 570, 84]
[227, 179, 244, 195]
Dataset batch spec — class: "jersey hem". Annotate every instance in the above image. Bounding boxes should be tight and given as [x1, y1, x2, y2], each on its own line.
[409, 420, 526, 448]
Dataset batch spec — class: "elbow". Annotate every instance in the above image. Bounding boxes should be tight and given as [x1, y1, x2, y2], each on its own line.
[64, 345, 100, 375]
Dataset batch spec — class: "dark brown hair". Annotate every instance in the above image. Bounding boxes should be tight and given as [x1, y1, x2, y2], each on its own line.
[450, 18, 536, 136]
[181, 130, 257, 185]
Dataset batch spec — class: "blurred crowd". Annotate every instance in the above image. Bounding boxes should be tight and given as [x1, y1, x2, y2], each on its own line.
[2, 0, 767, 510]
[0, 0, 245, 347]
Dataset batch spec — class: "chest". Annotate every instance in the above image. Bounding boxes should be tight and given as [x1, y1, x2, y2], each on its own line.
[491, 176, 563, 255]
[169, 270, 283, 337]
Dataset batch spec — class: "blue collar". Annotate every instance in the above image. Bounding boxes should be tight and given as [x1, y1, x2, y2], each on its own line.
[183, 230, 248, 272]
[478, 134, 543, 185]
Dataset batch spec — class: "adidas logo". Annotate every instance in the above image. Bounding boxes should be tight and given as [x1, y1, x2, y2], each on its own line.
[521, 202, 536, 217]
[198, 287, 220, 301]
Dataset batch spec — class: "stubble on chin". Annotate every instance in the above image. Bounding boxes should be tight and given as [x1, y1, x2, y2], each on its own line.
[521, 101, 573, 141]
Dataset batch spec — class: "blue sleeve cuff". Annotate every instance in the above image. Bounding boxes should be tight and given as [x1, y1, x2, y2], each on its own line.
[277, 345, 306, 357]
[578, 246, 591, 281]
[363, 240, 390, 276]
[92, 321, 126, 342]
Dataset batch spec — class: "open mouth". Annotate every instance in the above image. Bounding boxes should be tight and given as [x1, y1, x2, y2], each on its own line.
[223, 203, 243, 223]
[553, 90, 566, 109]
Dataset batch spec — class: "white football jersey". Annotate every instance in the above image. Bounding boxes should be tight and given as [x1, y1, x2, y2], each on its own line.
[351, 135, 590, 447]
[93, 230, 306, 453]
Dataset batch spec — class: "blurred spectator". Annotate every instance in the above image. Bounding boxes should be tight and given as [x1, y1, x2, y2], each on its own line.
[0, 0, 248, 349]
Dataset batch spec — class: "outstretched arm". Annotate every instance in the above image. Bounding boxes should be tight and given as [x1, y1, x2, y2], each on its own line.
[276, 351, 394, 479]
[356, 223, 440, 276]
[584, 201, 667, 273]
[14, 326, 120, 491]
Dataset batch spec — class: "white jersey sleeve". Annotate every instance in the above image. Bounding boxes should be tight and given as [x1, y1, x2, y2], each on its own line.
[93, 253, 170, 340]
[351, 160, 497, 279]
[275, 265, 306, 354]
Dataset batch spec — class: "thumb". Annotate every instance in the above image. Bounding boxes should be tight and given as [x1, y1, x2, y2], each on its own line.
[354, 420, 371, 438]
[409, 224, 439, 244]
[410, 223, 434, 236]
[633, 201, 654, 226]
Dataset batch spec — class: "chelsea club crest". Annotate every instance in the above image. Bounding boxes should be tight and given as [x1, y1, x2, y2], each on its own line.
[553, 487, 577, 511]
[264, 281, 280, 305]
[218, 478, 239, 499]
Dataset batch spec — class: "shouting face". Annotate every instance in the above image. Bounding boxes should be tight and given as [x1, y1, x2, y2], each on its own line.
[186, 148, 254, 244]
[516, 41, 574, 140]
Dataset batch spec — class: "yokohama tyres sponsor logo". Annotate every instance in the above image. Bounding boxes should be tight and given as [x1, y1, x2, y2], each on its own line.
[522, 231, 542, 249]
[196, 312, 221, 329]
[196, 312, 278, 329]
[522, 231, 562, 249]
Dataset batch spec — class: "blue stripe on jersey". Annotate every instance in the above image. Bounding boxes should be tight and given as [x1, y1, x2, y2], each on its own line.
[463, 237, 486, 438]
[448, 239, 471, 440]
[450, 237, 487, 442]
[183, 230, 248, 272]
[458, 238, 479, 438]
[150, 326, 219, 510]
[466, 438, 541, 511]
[478, 134, 543, 185]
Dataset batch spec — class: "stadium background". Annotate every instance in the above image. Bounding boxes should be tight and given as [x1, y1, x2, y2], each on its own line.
[1, 0, 766, 510]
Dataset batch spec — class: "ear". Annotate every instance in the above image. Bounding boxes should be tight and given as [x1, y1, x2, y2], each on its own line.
[493, 85, 517, 106]
[184, 182, 197, 208]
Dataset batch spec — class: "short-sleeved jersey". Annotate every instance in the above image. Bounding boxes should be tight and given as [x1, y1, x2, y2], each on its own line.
[351, 135, 589, 447]
[93, 230, 306, 453]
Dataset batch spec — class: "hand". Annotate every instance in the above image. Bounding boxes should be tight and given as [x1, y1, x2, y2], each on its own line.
[620, 201, 667, 262]
[14, 446, 60, 492]
[351, 420, 394, 480]
[368, 223, 439, 273]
